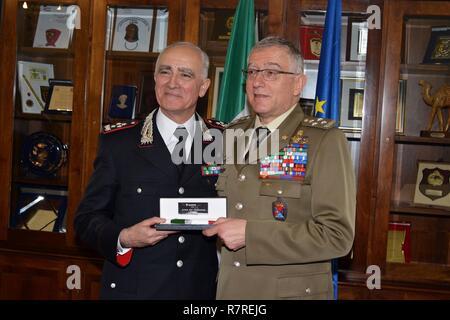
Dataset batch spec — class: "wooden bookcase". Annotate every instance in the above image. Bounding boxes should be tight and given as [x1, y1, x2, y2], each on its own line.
[0, 0, 449, 299]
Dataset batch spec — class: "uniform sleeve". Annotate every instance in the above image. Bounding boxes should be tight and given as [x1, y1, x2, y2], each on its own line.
[74, 135, 126, 266]
[245, 128, 356, 265]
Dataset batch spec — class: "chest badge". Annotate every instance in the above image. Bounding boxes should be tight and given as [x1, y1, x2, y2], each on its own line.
[272, 197, 288, 221]
[201, 163, 224, 176]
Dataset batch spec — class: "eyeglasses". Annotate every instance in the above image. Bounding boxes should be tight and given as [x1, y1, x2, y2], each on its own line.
[242, 68, 299, 81]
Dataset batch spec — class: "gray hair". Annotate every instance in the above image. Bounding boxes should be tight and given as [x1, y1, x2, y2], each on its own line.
[250, 36, 304, 74]
[155, 42, 210, 79]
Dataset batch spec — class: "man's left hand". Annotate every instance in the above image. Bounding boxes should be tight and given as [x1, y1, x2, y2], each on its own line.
[203, 218, 246, 251]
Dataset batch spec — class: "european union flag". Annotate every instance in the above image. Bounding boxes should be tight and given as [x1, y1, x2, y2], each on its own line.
[314, 0, 341, 123]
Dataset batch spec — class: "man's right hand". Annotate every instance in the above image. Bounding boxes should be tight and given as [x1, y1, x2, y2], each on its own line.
[119, 217, 177, 248]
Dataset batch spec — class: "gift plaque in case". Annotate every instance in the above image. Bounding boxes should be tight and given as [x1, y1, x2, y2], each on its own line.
[156, 198, 227, 230]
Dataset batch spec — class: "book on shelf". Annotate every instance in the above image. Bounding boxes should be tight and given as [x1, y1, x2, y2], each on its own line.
[386, 221, 411, 263]
[108, 85, 137, 119]
[17, 61, 55, 114]
[33, 5, 74, 49]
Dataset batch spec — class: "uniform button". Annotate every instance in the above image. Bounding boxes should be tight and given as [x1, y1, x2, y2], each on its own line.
[110, 283, 116, 289]
[235, 202, 243, 210]
[176, 260, 183, 268]
[233, 261, 240, 267]
[178, 187, 185, 195]
[277, 189, 283, 195]
[136, 188, 142, 194]
[238, 174, 246, 181]
[214, 182, 218, 187]
[178, 236, 185, 244]
[305, 287, 311, 294]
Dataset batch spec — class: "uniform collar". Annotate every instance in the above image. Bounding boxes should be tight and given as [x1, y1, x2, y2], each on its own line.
[156, 109, 196, 147]
[140, 108, 213, 146]
[254, 103, 298, 132]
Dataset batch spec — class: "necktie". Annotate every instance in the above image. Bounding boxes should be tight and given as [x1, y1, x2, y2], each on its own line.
[245, 126, 270, 163]
[172, 127, 188, 175]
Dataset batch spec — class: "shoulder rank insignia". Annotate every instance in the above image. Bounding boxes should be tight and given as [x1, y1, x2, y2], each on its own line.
[225, 115, 252, 128]
[302, 116, 335, 129]
[103, 120, 139, 134]
[204, 118, 227, 130]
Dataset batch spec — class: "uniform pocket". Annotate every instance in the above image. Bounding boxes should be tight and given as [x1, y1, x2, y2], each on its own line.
[259, 181, 302, 198]
[277, 272, 331, 299]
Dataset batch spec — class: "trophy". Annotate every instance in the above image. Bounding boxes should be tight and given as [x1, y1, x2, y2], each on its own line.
[418, 80, 450, 138]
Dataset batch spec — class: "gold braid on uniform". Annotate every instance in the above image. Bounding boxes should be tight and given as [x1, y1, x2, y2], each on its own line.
[199, 117, 213, 142]
[140, 108, 157, 145]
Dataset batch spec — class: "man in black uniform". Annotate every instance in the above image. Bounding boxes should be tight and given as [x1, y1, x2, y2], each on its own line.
[74, 42, 223, 299]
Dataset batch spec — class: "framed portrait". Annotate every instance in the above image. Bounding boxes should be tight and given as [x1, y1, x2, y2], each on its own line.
[339, 78, 365, 131]
[137, 71, 158, 119]
[423, 26, 450, 64]
[108, 84, 137, 120]
[11, 186, 68, 233]
[413, 161, 450, 209]
[396, 79, 407, 134]
[207, 66, 224, 119]
[43, 79, 73, 114]
[346, 18, 368, 62]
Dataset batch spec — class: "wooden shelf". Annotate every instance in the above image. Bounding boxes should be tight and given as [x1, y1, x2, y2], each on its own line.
[400, 63, 450, 75]
[14, 113, 72, 123]
[106, 51, 160, 61]
[391, 201, 450, 217]
[385, 262, 450, 288]
[395, 135, 450, 146]
[13, 177, 68, 188]
[18, 47, 74, 58]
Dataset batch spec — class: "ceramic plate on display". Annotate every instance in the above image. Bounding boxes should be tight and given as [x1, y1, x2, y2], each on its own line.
[21, 132, 68, 176]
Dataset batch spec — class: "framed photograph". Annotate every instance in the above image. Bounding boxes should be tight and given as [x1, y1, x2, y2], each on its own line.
[346, 18, 368, 62]
[137, 71, 158, 119]
[17, 61, 54, 114]
[207, 66, 224, 119]
[339, 78, 365, 131]
[299, 25, 324, 60]
[44, 79, 73, 114]
[413, 161, 450, 209]
[32, 5, 73, 49]
[423, 26, 450, 64]
[396, 79, 407, 134]
[111, 8, 153, 52]
[108, 85, 137, 120]
[11, 186, 67, 233]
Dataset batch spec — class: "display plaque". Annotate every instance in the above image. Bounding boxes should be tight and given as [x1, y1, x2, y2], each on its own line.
[156, 198, 227, 230]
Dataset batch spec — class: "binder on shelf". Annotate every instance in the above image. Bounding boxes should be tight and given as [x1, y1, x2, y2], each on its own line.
[33, 5, 74, 49]
[17, 61, 54, 114]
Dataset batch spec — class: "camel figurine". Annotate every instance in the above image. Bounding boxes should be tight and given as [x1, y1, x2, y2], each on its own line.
[418, 80, 450, 132]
